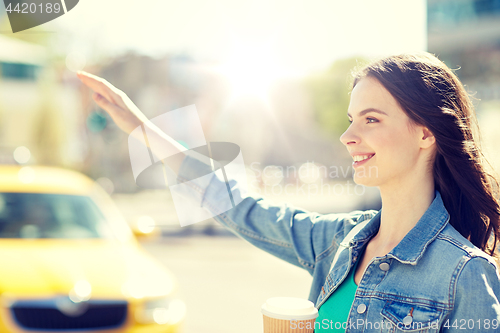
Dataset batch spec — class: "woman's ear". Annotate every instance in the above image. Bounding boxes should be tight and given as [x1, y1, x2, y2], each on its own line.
[420, 126, 436, 149]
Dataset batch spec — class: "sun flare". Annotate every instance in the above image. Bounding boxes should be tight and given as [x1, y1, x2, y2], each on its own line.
[215, 42, 290, 101]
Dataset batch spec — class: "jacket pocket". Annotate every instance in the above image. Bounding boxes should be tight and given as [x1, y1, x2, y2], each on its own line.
[380, 301, 442, 333]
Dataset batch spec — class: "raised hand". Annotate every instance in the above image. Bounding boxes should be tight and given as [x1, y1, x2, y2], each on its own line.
[77, 71, 187, 174]
[77, 71, 149, 135]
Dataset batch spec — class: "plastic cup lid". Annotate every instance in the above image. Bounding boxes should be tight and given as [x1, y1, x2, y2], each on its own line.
[261, 297, 318, 320]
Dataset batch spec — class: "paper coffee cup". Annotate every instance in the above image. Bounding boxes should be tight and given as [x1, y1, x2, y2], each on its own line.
[261, 297, 318, 333]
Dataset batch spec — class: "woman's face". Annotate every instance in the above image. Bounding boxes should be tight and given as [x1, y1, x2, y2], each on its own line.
[340, 77, 432, 188]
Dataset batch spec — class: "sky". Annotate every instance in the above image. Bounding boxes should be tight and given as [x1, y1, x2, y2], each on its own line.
[42, 0, 427, 76]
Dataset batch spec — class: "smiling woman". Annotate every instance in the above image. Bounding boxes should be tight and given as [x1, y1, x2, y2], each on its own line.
[350, 54, 500, 256]
[77, 52, 500, 332]
[313, 52, 500, 332]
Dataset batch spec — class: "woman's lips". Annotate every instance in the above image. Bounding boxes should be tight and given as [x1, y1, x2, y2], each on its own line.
[352, 154, 375, 168]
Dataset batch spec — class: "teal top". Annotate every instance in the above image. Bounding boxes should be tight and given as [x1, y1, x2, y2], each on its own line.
[314, 255, 362, 332]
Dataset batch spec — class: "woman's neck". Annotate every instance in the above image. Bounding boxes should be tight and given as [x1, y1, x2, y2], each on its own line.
[374, 174, 436, 252]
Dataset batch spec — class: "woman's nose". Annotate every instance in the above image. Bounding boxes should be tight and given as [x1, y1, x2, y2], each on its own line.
[340, 124, 359, 146]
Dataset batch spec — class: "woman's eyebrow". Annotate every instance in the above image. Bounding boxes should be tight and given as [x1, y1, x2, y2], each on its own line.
[347, 108, 388, 118]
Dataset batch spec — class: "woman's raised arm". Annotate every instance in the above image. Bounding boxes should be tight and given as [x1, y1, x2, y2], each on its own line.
[76, 71, 368, 288]
[77, 71, 187, 174]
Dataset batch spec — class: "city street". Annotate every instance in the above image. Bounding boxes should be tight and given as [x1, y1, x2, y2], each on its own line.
[140, 235, 313, 333]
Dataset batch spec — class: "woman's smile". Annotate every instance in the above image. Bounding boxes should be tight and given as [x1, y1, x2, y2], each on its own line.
[351, 153, 375, 168]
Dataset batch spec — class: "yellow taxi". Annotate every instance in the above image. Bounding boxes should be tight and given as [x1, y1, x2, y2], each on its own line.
[0, 165, 185, 332]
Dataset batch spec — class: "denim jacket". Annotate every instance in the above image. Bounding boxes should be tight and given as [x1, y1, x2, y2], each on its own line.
[176, 154, 500, 332]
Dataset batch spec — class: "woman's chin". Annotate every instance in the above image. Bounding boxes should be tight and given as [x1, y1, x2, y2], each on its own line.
[353, 174, 378, 187]
[353, 165, 379, 186]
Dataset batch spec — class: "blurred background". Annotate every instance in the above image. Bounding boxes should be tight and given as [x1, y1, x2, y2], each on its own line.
[0, 0, 499, 332]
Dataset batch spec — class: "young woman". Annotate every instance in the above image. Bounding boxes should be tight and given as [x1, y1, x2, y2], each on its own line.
[78, 52, 500, 332]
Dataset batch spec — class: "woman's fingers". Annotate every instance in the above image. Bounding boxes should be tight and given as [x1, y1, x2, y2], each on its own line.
[92, 92, 128, 123]
[91, 92, 144, 134]
[77, 71, 128, 111]
[92, 92, 119, 115]
[77, 71, 111, 96]
[77, 71, 151, 134]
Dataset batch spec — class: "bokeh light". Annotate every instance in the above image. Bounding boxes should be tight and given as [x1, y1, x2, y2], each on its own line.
[13, 146, 31, 164]
[137, 215, 156, 234]
[65, 51, 87, 72]
[261, 165, 284, 186]
[96, 177, 115, 195]
[298, 162, 324, 184]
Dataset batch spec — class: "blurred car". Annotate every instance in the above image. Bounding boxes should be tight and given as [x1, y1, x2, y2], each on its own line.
[0, 165, 185, 332]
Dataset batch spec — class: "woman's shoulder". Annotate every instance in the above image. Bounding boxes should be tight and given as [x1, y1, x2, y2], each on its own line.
[435, 226, 500, 321]
[435, 222, 499, 272]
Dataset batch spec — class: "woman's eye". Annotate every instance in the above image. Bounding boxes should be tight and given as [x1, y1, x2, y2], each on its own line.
[348, 118, 378, 124]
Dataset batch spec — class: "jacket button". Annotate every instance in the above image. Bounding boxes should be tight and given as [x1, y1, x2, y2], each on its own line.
[379, 262, 390, 271]
[403, 315, 413, 325]
[356, 304, 367, 314]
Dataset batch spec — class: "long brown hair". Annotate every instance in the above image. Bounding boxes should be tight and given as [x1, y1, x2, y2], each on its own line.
[353, 52, 500, 257]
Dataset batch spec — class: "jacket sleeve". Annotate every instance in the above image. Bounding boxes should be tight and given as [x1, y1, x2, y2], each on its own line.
[173, 153, 361, 275]
[442, 256, 500, 332]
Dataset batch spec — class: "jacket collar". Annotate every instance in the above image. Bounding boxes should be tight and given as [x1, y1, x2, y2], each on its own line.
[348, 190, 451, 265]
